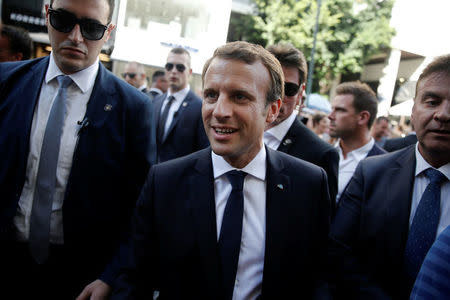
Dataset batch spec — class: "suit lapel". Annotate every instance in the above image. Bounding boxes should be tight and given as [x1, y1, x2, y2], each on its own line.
[163, 91, 192, 142]
[188, 149, 221, 295]
[83, 63, 117, 129]
[262, 148, 291, 292]
[277, 119, 298, 153]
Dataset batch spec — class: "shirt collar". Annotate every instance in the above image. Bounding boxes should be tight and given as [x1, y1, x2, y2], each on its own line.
[45, 52, 99, 93]
[138, 84, 147, 91]
[415, 143, 450, 179]
[212, 146, 266, 181]
[335, 137, 375, 160]
[265, 112, 297, 142]
[168, 85, 190, 102]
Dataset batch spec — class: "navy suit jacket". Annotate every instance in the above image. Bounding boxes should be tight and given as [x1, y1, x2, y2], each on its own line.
[0, 57, 156, 286]
[383, 134, 418, 152]
[329, 145, 416, 299]
[153, 90, 209, 162]
[112, 147, 331, 299]
[277, 118, 339, 206]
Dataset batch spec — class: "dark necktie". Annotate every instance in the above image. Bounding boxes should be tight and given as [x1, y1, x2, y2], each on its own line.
[158, 95, 175, 142]
[29, 75, 72, 264]
[218, 170, 247, 300]
[404, 168, 447, 279]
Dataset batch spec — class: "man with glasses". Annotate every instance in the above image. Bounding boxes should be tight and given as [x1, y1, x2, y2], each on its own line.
[265, 43, 339, 206]
[153, 47, 209, 162]
[122, 61, 150, 94]
[0, 0, 156, 299]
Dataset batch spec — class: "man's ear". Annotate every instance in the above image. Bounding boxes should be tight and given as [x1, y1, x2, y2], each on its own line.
[359, 111, 370, 126]
[266, 98, 282, 124]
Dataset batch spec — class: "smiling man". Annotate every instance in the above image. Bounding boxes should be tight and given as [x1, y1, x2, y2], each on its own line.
[153, 47, 209, 162]
[112, 41, 331, 300]
[328, 54, 450, 299]
[0, 0, 156, 299]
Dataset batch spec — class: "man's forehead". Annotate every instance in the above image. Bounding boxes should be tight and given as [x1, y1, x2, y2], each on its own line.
[416, 72, 450, 97]
[52, 0, 110, 23]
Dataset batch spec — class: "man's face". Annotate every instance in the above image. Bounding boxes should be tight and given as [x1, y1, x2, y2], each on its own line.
[166, 52, 192, 93]
[46, 0, 115, 74]
[411, 72, 450, 167]
[269, 65, 303, 128]
[123, 63, 145, 88]
[328, 94, 359, 139]
[372, 119, 389, 139]
[157, 76, 169, 93]
[202, 58, 280, 168]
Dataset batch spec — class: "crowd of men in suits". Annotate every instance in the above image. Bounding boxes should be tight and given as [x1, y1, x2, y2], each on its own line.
[0, 0, 449, 299]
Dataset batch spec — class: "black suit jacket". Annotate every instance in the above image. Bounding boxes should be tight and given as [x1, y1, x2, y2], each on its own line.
[328, 145, 416, 299]
[153, 91, 209, 162]
[383, 134, 418, 152]
[112, 147, 331, 299]
[277, 118, 339, 205]
[0, 57, 156, 286]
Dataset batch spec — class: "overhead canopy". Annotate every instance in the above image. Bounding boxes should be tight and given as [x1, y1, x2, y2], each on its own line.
[389, 99, 413, 116]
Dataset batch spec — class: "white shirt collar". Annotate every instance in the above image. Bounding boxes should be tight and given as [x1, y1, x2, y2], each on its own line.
[335, 137, 375, 160]
[45, 52, 99, 93]
[168, 85, 190, 102]
[211, 146, 266, 181]
[138, 83, 148, 91]
[415, 143, 450, 179]
[265, 112, 297, 142]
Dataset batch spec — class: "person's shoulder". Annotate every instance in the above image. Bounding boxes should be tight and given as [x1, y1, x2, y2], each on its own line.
[289, 118, 338, 154]
[268, 147, 325, 175]
[0, 57, 47, 81]
[362, 145, 414, 171]
[186, 89, 202, 104]
[153, 148, 210, 174]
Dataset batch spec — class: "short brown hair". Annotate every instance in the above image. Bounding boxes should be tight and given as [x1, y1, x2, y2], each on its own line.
[266, 43, 308, 86]
[335, 81, 378, 128]
[51, 0, 115, 23]
[202, 41, 284, 105]
[415, 54, 450, 97]
[312, 112, 328, 127]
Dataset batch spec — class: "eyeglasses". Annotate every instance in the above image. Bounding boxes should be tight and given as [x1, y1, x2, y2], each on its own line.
[48, 7, 108, 41]
[122, 72, 137, 79]
[285, 82, 300, 97]
[165, 63, 186, 73]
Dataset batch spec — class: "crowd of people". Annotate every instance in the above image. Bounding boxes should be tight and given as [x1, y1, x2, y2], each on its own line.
[0, 0, 449, 299]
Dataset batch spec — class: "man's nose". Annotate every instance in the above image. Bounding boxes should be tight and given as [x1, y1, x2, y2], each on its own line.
[67, 24, 83, 43]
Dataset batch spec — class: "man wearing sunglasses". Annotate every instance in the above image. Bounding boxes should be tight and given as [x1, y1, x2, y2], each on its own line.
[122, 61, 150, 95]
[265, 43, 339, 208]
[0, 0, 156, 299]
[153, 47, 209, 162]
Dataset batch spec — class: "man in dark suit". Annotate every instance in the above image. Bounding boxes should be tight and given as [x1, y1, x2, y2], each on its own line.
[112, 41, 331, 300]
[328, 54, 450, 299]
[148, 70, 168, 100]
[0, 0, 155, 299]
[328, 81, 386, 203]
[153, 47, 209, 162]
[384, 132, 418, 152]
[265, 43, 339, 205]
[122, 61, 150, 94]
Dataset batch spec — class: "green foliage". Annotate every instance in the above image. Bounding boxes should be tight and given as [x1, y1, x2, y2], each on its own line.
[228, 0, 395, 93]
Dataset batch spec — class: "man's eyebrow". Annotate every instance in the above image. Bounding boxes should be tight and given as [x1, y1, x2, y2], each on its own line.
[421, 91, 441, 100]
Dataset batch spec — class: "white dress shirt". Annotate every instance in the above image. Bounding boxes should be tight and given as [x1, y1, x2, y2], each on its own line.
[263, 112, 297, 150]
[335, 138, 375, 201]
[160, 85, 190, 134]
[14, 53, 98, 244]
[410, 143, 450, 237]
[211, 147, 266, 300]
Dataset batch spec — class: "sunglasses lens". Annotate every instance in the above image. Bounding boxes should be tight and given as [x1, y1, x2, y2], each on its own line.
[285, 82, 300, 97]
[80, 21, 106, 40]
[175, 64, 186, 72]
[122, 73, 136, 79]
[50, 10, 75, 33]
[165, 63, 174, 71]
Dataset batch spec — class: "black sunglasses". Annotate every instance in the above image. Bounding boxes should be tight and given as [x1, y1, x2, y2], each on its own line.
[48, 7, 108, 41]
[122, 72, 137, 79]
[285, 82, 300, 97]
[165, 63, 186, 73]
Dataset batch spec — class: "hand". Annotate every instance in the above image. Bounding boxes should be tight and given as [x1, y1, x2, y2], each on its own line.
[76, 279, 111, 300]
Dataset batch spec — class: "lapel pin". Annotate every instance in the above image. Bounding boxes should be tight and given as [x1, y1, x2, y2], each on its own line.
[283, 138, 292, 146]
[277, 184, 284, 190]
[104, 104, 112, 111]
[182, 102, 188, 107]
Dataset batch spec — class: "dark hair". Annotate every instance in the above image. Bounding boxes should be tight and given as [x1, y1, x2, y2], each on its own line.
[50, 0, 115, 23]
[415, 54, 450, 97]
[169, 47, 191, 66]
[1, 25, 33, 60]
[266, 43, 307, 86]
[375, 116, 389, 124]
[335, 81, 378, 128]
[312, 112, 327, 127]
[202, 41, 284, 105]
[152, 70, 165, 82]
